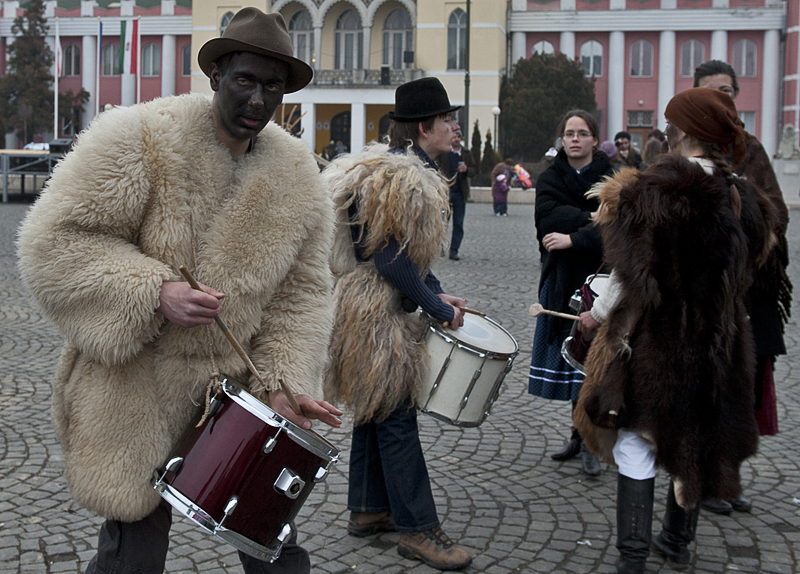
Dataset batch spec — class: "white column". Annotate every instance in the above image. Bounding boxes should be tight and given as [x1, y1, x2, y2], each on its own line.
[511, 32, 526, 65]
[120, 0, 135, 106]
[80, 0, 93, 16]
[351, 103, 366, 153]
[560, 0, 576, 10]
[608, 31, 625, 140]
[301, 102, 316, 152]
[313, 26, 322, 71]
[160, 0, 174, 15]
[82, 34, 96, 128]
[657, 30, 676, 131]
[560, 31, 575, 60]
[361, 25, 371, 70]
[610, 0, 625, 9]
[710, 30, 728, 62]
[761, 29, 780, 157]
[161, 34, 176, 97]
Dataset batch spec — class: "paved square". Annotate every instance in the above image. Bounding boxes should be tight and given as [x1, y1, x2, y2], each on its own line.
[1, 200, 797, 573]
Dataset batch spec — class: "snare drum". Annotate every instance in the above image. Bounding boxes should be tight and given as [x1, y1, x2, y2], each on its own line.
[561, 274, 611, 374]
[153, 376, 338, 562]
[418, 313, 518, 427]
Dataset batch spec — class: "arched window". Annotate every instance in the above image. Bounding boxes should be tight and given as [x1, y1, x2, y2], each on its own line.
[680, 39, 705, 77]
[383, 9, 413, 70]
[580, 40, 602, 77]
[220, 12, 234, 37]
[142, 43, 160, 77]
[102, 43, 120, 76]
[630, 39, 653, 77]
[447, 8, 467, 70]
[532, 40, 554, 56]
[64, 44, 80, 76]
[182, 43, 191, 76]
[289, 10, 315, 67]
[733, 39, 757, 78]
[335, 10, 363, 70]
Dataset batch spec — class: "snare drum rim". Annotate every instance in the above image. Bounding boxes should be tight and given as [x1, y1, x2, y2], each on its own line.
[422, 313, 519, 359]
[220, 378, 339, 463]
[560, 336, 587, 375]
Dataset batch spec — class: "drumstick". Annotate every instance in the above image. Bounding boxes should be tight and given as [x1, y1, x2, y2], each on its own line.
[461, 307, 486, 317]
[178, 265, 303, 417]
[528, 302, 580, 321]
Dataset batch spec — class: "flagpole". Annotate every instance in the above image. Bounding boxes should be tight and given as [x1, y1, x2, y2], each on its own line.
[54, 17, 59, 139]
[136, 16, 141, 104]
[95, 17, 102, 117]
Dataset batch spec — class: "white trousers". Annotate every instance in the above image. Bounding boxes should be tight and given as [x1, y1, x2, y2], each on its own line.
[613, 428, 657, 480]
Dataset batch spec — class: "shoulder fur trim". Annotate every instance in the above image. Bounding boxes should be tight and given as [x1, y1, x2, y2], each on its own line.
[324, 143, 449, 275]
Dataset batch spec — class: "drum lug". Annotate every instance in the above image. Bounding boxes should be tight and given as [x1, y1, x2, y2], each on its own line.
[277, 523, 292, 543]
[263, 428, 282, 455]
[274, 468, 306, 499]
[165, 457, 184, 474]
[223, 496, 238, 516]
[313, 466, 329, 483]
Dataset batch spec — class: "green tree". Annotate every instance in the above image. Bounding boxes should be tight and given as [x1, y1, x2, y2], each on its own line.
[500, 52, 597, 161]
[0, 0, 88, 144]
[471, 119, 482, 169]
[480, 130, 499, 185]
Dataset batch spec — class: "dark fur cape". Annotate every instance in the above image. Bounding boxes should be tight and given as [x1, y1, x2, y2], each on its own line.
[574, 155, 768, 507]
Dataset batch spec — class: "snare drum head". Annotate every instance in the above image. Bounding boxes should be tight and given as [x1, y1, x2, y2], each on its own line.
[443, 313, 518, 355]
[587, 274, 611, 298]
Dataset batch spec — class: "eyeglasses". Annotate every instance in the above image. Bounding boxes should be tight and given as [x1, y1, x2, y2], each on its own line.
[563, 131, 593, 140]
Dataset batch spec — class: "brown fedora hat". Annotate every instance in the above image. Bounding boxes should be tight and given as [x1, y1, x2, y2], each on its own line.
[198, 8, 313, 94]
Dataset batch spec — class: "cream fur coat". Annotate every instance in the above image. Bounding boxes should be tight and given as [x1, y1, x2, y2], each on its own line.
[17, 93, 334, 522]
[323, 145, 449, 425]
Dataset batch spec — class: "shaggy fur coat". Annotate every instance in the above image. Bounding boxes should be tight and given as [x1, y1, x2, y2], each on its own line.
[17, 93, 334, 522]
[573, 154, 770, 507]
[324, 145, 449, 425]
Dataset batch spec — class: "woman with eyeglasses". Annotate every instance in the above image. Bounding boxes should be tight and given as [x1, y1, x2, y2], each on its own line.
[573, 88, 776, 574]
[528, 109, 613, 476]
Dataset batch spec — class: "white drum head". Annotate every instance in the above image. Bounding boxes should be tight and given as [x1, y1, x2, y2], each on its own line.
[442, 313, 518, 355]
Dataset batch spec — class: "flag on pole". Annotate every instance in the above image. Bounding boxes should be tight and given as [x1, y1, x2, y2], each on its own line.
[55, 18, 63, 78]
[120, 19, 138, 75]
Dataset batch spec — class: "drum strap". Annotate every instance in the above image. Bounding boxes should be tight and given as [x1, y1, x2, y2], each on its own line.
[195, 372, 224, 428]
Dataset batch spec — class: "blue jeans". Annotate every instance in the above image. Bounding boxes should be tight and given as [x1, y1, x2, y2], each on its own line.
[348, 397, 440, 533]
[449, 191, 465, 256]
[494, 202, 507, 215]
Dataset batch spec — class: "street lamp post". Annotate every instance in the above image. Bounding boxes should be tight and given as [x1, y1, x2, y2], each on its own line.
[492, 105, 501, 157]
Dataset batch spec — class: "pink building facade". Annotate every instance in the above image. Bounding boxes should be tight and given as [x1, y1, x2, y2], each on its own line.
[509, 0, 787, 155]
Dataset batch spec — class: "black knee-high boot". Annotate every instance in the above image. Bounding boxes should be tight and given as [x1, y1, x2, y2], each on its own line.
[651, 480, 700, 570]
[615, 474, 655, 574]
[551, 401, 582, 461]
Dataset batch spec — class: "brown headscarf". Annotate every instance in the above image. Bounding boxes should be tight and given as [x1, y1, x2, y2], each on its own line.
[665, 87, 747, 167]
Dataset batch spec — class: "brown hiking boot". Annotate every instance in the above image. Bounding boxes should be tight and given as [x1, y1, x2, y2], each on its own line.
[398, 526, 472, 571]
[347, 511, 395, 537]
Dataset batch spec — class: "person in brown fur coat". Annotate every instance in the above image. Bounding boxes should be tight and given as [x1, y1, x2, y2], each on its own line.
[324, 77, 472, 571]
[573, 88, 775, 574]
[693, 59, 792, 515]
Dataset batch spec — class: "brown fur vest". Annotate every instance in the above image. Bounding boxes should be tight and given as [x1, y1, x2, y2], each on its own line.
[324, 145, 450, 424]
[574, 155, 767, 507]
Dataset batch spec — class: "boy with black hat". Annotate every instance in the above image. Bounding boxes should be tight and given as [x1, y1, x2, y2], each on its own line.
[324, 77, 473, 571]
[18, 7, 340, 574]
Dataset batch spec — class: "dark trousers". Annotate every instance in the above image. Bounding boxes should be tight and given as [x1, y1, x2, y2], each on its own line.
[84, 500, 310, 574]
[449, 191, 465, 256]
[347, 397, 439, 533]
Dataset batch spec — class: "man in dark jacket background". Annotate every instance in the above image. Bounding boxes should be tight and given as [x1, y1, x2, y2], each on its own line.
[438, 128, 476, 260]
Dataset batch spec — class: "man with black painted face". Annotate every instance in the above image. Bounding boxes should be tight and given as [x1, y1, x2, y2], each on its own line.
[18, 8, 340, 574]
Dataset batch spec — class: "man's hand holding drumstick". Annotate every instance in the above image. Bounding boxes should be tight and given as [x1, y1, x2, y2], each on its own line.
[157, 271, 342, 430]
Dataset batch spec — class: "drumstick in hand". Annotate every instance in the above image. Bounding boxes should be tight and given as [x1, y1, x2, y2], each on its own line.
[528, 303, 580, 321]
[178, 265, 303, 417]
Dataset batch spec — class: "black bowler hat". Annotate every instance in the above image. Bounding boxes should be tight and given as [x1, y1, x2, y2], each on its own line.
[388, 77, 461, 121]
[198, 8, 313, 94]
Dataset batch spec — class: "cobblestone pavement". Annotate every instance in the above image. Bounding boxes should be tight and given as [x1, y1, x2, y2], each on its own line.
[1, 200, 798, 574]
